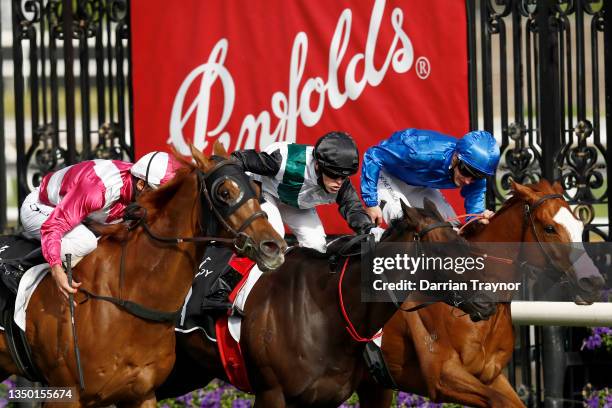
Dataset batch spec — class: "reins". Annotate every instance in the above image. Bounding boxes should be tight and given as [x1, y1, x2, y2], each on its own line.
[458, 195, 568, 278]
[339, 195, 568, 342]
[337, 221, 455, 343]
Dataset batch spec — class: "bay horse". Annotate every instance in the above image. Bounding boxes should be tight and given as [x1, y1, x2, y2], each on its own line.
[157, 198, 498, 407]
[0, 144, 286, 407]
[356, 180, 605, 408]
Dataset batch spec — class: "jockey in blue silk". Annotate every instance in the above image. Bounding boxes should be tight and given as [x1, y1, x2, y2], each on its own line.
[360, 129, 500, 226]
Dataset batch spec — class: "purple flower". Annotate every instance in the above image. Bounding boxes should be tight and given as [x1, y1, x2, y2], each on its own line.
[582, 334, 603, 351]
[586, 395, 600, 408]
[232, 399, 252, 408]
[200, 388, 222, 408]
[593, 327, 612, 336]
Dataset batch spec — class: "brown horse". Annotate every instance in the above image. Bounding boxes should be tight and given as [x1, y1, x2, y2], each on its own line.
[356, 180, 605, 408]
[0, 144, 286, 407]
[157, 198, 498, 407]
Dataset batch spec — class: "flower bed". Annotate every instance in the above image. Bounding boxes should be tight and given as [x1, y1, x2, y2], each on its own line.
[157, 380, 464, 407]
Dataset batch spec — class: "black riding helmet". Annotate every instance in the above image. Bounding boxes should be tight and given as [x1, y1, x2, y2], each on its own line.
[313, 131, 359, 178]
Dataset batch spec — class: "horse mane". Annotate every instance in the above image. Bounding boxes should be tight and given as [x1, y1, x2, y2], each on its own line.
[137, 165, 195, 214]
[380, 205, 440, 242]
[95, 163, 196, 240]
[461, 179, 556, 239]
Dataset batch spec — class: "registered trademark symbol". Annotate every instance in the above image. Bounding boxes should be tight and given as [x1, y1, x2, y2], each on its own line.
[416, 57, 431, 79]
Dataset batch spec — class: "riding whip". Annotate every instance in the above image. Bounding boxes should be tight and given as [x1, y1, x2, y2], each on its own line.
[66, 254, 85, 390]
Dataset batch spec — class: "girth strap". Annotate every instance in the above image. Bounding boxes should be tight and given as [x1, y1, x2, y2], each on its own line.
[78, 289, 180, 323]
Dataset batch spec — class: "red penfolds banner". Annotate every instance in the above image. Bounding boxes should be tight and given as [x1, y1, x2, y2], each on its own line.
[131, 0, 469, 233]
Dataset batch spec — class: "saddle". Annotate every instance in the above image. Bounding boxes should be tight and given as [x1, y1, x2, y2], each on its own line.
[0, 233, 46, 382]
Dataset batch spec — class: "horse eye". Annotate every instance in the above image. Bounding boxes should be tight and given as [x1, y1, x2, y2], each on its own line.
[544, 225, 556, 234]
[215, 186, 231, 204]
[215, 181, 244, 206]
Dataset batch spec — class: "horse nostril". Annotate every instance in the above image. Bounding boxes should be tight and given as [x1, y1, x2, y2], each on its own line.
[260, 240, 281, 257]
[579, 276, 606, 293]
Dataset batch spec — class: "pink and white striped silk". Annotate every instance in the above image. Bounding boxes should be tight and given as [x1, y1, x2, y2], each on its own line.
[38, 160, 134, 266]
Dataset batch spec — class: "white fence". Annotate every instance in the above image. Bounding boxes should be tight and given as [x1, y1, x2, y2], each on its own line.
[511, 301, 612, 326]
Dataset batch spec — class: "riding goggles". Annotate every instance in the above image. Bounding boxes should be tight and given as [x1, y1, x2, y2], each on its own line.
[457, 161, 487, 180]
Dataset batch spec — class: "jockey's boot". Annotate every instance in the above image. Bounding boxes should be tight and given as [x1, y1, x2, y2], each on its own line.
[201, 284, 233, 312]
[201, 268, 242, 313]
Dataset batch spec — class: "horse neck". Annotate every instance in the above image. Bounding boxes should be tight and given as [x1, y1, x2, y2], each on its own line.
[123, 172, 204, 309]
[471, 201, 526, 243]
[469, 200, 527, 283]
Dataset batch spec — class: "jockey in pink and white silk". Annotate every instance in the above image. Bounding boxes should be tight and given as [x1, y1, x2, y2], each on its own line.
[19, 152, 180, 298]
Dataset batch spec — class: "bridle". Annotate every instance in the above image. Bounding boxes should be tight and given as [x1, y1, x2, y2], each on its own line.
[517, 193, 572, 283]
[129, 158, 268, 255]
[467, 194, 573, 292]
[198, 158, 268, 254]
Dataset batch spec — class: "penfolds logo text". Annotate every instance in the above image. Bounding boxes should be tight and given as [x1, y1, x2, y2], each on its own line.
[169, 0, 415, 154]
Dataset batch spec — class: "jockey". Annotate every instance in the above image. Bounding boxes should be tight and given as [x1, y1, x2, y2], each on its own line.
[361, 129, 500, 226]
[231, 131, 374, 252]
[19, 152, 181, 299]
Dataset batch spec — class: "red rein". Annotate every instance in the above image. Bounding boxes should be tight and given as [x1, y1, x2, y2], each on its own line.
[338, 213, 500, 343]
[338, 258, 382, 343]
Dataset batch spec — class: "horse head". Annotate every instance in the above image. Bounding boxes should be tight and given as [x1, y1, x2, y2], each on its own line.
[187, 143, 287, 270]
[507, 179, 605, 303]
[382, 198, 497, 322]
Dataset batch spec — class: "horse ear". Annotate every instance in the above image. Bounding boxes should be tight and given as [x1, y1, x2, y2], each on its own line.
[511, 180, 539, 204]
[190, 144, 212, 170]
[213, 140, 229, 158]
[552, 180, 564, 194]
[400, 200, 419, 225]
[170, 145, 192, 167]
[423, 197, 444, 221]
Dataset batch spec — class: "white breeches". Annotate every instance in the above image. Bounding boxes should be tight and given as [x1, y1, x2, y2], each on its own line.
[19, 188, 98, 262]
[376, 171, 457, 224]
[261, 193, 327, 253]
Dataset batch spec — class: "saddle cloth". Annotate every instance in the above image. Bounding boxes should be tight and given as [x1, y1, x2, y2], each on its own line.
[176, 246, 264, 392]
[0, 234, 48, 331]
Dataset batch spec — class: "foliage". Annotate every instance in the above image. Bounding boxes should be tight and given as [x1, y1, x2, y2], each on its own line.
[158, 381, 465, 407]
[582, 327, 612, 352]
[583, 384, 612, 408]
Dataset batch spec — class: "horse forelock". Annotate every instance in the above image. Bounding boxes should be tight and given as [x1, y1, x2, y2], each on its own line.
[497, 179, 560, 215]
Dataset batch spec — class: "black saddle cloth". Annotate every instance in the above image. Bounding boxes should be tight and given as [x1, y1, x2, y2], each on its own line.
[178, 244, 241, 336]
[0, 234, 44, 298]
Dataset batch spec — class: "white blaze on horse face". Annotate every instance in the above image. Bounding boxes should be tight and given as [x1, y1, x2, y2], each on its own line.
[553, 207, 584, 243]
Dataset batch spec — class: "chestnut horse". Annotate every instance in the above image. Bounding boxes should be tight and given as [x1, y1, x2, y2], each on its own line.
[157, 198, 497, 407]
[356, 180, 605, 408]
[0, 144, 286, 407]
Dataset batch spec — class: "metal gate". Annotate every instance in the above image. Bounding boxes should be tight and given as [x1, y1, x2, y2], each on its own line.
[468, 0, 611, 406]
[0, 0, 133, 232]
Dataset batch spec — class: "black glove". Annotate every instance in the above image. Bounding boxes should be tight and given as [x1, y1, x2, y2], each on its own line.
[356, 223, 376, 235]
